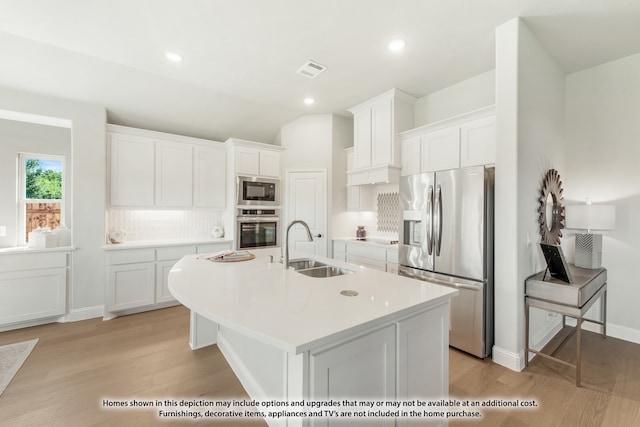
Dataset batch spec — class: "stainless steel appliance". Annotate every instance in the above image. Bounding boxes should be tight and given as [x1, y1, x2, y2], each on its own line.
[237, 176, 280, 206]
[398, 166, 494, 358]
[236, 209, 280, 249]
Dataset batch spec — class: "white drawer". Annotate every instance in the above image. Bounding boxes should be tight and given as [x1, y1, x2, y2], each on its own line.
[156, 245, 196, 261]
[106, 248, 155, 265]
[346, 254, 386, 271]
[346, 243, 386, 261]
[0, 252, 68, 273]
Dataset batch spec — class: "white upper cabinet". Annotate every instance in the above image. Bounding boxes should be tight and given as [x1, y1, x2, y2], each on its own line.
[235, 146, 260, 176]
[460, 115, 496, 168]
[348, 89, 417, 184]
[235, 145, 281, 178]
[228, 138, 285, 179]
[353, 109, 373, 169]
[193, 145, 226, 208]
[400, 106, 496, 175]
[108, 125, 227, 208]
[256, 149, 280, 178]
[371, 97, 393, 166]
[421, 126, 460, 172]
[109, 132, 155, 206]
[155, 139, 193, 207]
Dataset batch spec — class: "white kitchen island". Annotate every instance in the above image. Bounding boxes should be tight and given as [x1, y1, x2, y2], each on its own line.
[168, 248, 457, 427]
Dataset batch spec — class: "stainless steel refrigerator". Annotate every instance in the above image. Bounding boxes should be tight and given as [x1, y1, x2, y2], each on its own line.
[398, 165, 494, 358]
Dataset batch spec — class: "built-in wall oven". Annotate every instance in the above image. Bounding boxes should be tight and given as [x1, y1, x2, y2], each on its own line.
[236, 208, 279, 249]
[237, 176, 280, 206]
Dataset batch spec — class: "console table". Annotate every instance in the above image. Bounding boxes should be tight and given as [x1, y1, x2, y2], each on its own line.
[525, 264, 607, 386]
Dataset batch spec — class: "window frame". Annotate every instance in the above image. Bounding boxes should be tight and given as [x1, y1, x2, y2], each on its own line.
[18, 152, 65, 245]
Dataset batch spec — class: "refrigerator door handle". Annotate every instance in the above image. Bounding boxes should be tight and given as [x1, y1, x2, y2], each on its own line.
[435, 185, 442, 256]
[426, 185, 434, 255]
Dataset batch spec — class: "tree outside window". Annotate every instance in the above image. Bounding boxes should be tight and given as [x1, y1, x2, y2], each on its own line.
[19, 154, 64, 243]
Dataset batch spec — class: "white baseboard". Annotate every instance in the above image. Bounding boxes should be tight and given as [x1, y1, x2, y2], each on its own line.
[607, 323, 640, 344]
[59, 305, 104, 323]
[491, 345, 524, 372]
[565, 318, 640, 345]
[494, 319, 640, 373]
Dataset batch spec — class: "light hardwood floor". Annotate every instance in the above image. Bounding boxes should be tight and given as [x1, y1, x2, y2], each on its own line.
[1, 306, 639, 426]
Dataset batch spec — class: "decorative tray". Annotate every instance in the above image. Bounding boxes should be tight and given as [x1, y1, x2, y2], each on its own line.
[201, 250, 255, 262]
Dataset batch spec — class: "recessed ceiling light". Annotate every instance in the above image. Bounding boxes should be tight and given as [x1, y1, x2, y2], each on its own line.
[304, 97, 315, 105]
[165, 51, 183, 62]
[387, 39, 407, 52]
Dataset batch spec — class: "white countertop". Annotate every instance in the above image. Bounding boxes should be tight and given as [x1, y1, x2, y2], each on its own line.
[168, 248, 457, 354]
[102, 238, 233, 250]
[0, 245, 75, 255]
[333, 237, 399, 248]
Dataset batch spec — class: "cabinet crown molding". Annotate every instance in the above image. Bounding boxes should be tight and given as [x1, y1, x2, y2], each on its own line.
[107, 124, 225, 147]
[348, 88, 418, 114]
[400, 105, 495, 139]
[225, 137, 286, 152]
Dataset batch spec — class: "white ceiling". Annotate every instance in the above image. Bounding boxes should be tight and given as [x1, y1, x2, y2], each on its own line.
[1, 0, 639, 143]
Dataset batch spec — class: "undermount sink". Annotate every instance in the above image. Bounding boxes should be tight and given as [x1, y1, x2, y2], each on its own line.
[288, 258, 327, 271]
[288, 258, 354, 278]
[297, 265, 354, 278]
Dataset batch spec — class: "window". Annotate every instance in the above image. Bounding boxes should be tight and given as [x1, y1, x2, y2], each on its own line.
[18, 154, 65, 243]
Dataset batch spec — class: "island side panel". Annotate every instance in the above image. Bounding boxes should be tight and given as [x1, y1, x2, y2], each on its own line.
[397, 302, 449, 427]
[309, 324, 397, 426]
[217, 325, 288, 401]
[189, 310, 218, 350]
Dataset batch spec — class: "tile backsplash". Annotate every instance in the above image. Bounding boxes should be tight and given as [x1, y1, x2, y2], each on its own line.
[377, 191, 400, 234]
[108, 209, 223, 241]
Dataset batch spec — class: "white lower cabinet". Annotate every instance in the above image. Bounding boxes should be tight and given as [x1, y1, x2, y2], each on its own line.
[106, 248, 156, 312]
[105, 242, 231, 317]
[156, 261, 180, 304]
[310, 324, 396, 403]
[0, 251, 69, 330]
[333, 240, 398, 273]
[107, 262, 155, 311]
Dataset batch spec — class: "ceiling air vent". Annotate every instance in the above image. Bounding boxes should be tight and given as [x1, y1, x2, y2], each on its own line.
[296, 60, 327, 79]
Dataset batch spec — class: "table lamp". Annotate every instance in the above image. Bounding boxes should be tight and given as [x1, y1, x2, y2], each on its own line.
[565, 200, 615, 269]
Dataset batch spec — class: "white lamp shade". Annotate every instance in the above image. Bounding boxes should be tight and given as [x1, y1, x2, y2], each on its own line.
[565, 204, 616, 231]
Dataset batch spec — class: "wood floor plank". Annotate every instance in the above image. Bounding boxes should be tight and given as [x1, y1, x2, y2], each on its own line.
[1, 307, 639, 426]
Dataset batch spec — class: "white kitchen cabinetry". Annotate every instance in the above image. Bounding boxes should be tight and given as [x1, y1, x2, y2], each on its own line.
[234, 144, 282, 178]
[108, 125, 227, 208]
[0, 251, 69, 331]
[109, 132, 155, 206]
[310, 324, 396, 402]
[400, 106, 496, 176]
[460, 115, 496, 168]
[155, 139, 193, 207]
[193, 146, 226, 208]
[345, 148, 374, 211]
[105, 241, 232, 318]
[106, 248, 156, 312]
[346, 186, 374, 211]
[332, 240, 398, 273]
[348, 89, 417, 185]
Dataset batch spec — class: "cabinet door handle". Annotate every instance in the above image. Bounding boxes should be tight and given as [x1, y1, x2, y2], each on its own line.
[313, 233, 323, 239]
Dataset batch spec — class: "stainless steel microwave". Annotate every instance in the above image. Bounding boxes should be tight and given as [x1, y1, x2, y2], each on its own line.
[237, 176, 280, 206]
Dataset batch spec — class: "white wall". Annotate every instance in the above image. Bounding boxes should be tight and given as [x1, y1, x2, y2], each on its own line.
[493, 18, 566, 371]
[0, 86, 107, 317]
[564, 52, 640, 343]
[279, 114, 353, 247]
[0, 119, 71, 246]
[414, 70, 495, 127]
